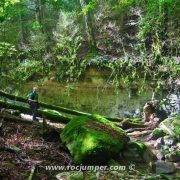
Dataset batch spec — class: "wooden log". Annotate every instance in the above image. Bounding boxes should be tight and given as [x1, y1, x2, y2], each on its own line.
[0, 90, 122, 122]
[0, 100, 71, 123]
[0, 112, 36, 125]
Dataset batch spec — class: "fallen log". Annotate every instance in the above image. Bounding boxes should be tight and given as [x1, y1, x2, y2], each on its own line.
[0, 90, 90, 116]
[0, 100, 146, 131]
[0, 100, 71, 124]
[0, 90, 122, 122]
[0, 112, 36, 125]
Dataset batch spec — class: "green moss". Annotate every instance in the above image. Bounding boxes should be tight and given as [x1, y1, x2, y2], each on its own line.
[152, 128, 166, 139]
[130, 118, 142, 123]
[43, 109, 63, 116]
[121, 118, 145, 129]
[172, 115, 180, 137]
[169, 150, 180, 157]
[122, 141, 153, 163]
[61, 114, 129, 164]
[159, 116, 180, 137]
[128, 141, 147, 153]
[177, 151, 180, 156]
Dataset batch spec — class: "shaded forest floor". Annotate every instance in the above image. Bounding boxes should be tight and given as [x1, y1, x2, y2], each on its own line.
[0, 116, 179, 179]
[0, 121, 70, 179]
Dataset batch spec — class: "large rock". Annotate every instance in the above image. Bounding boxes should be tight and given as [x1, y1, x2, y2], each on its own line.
[153, 161, 176, 174]
[123, 141, 157, 163]
[143, 100, 168, 122]
[60, 115, 129, 164]
[159, 116, 180, 138]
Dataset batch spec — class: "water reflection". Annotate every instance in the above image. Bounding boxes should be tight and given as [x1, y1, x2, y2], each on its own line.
[16, 81, 175, 118]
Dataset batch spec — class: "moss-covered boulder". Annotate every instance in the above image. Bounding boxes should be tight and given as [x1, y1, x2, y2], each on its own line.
[60, 115, 129, 164]
[123, 141, 157, 163]
[159, 115, 180, 138]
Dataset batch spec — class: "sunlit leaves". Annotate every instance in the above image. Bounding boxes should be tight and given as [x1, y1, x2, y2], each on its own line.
[0, 42, 17, 57]
[111, 0, 135, 13]
[0, 0, 23, 22]
[32, 21, 42, 30]
[81, 0, 97, 15]
[159, 0, 174, 4]
[9, 60, 43, 81]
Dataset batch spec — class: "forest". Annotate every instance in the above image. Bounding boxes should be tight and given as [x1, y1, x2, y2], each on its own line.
[0, 0, 180, 179]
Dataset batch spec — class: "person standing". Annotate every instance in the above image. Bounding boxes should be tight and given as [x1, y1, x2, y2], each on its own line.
[28, 87, 39, 121]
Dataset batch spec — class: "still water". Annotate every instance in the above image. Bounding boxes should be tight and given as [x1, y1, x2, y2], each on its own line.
[20, 80, 179, 118]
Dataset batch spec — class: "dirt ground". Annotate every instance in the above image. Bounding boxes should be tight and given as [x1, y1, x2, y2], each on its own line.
[0, 121, 70, 179]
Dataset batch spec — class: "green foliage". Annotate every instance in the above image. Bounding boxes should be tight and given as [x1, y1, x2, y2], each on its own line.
[172, 115, 180, 137]
[0, 42, 18, 74]
[0, 0, 23, 22]
[47, 0, 81, 12]
[81, 0, 97, 15]
[128, 141, 147, 153]
[138, 0, 180, 54]
[0, 42, 17, 58]
[152, 128, 166, 139]
[9, 60, 43, 82]
[31, 21, 42, 31]
[54, 11, 86, 82]
[112, 0, 136, 13]
[30, 32, 47, 58]
[0, 0, 179, 87]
